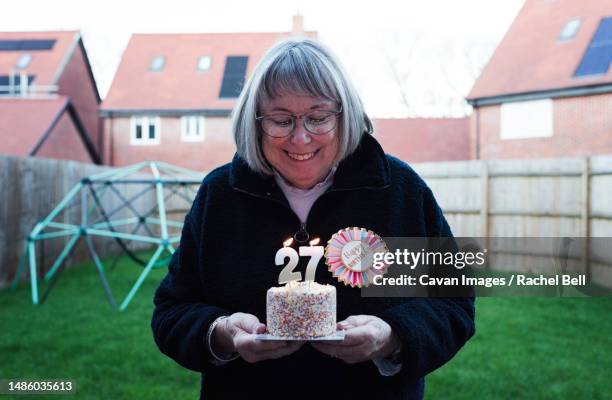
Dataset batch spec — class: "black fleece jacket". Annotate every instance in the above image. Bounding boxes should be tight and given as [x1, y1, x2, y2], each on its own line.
[151, 133, 475, 400]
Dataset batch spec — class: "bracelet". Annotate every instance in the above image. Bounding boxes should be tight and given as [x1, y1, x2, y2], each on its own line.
[206, 316, 240, 363]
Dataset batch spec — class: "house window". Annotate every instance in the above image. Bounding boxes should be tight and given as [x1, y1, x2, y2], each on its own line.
[559, 18, 580, 40]
[500, 99, 553, 139]
[0, 74, 35, 95]
[181, 116, 205, 142]
[149, 56, 165, 72]
[574, 17, 612, 77]
[0, 39, 55, 51]
[219, 56, 248, 98]
[131, 116, 160, 145]
[197, 56, 212, 71]
[16, 53, 32, 69]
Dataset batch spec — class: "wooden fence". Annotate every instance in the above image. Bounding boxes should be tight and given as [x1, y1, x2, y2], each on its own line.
[2, 154, 612, 289]
[412, 155, 612, 288]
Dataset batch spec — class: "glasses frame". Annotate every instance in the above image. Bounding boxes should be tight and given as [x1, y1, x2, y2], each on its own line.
[256, 105, 343, 138]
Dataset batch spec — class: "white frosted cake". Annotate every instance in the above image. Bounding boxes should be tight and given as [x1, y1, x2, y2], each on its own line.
[266, 281, 336, 338]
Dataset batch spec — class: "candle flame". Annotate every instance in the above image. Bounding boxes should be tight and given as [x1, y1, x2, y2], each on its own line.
[309, 238, 320, 246]
[283, 237, 293, 247]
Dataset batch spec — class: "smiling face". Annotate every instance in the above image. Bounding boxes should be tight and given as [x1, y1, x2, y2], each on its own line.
[259, 92, 340, 189]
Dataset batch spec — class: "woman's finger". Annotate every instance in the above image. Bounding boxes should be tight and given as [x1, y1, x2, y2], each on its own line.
[310, 341, 357, 355]
[310, 341, 336, 355]
[335, 343, 373, 364]
[242, 341, 304, 363]
[320, 325, 374, 347]
[339, 315, 371, 328]
[256, 341, 304, 360]
[233, 318, 265, 334]
[236, 334, 288, 353]
[311, 341, 372, 363]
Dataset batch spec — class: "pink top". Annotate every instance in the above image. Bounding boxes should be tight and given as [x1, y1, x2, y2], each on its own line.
[273, 168, 336, 223]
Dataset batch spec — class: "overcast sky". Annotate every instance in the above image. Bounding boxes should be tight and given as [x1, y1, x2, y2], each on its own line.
[4, 0, 525, 117]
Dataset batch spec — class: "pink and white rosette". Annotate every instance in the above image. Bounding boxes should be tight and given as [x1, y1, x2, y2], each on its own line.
[324, 227, 389, 287]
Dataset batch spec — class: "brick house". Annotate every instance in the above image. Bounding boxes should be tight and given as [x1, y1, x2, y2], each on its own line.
[0, 31, 101, 163]
[466, 0, 612, 160]
[101, 16, 316, 171]
[373, 117, 470, 162]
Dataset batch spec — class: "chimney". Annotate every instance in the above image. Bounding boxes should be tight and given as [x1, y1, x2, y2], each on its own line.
[292, 14, 304, 36]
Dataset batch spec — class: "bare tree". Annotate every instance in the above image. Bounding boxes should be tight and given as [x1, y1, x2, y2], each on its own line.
[380, 33, 495, 118]
[382, 32, 419, 116]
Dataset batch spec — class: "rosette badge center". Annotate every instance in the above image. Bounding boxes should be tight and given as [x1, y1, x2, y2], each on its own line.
[341, 240, 373, 272]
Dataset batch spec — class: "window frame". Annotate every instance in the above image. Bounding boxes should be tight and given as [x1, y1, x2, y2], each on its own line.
[197, 56, 212, 72]
[149, 56, 165, 72]
[16, 53, 32, 69]
[499, 99, 554, 140]
[130, 116, 161, 145]
[559, 18, 581, 41]
[180, 115, 206, 142]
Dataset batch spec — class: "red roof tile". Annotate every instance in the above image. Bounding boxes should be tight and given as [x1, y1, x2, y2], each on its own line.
[0, 31, 79, 87]
[0, 97, 68, 155]
[373, 118, 470, 162]
[468, 0, 612, 100]
[101, 31, 317, 111]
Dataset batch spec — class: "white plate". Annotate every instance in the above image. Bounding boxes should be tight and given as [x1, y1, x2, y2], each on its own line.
[255, 330, 346, 341]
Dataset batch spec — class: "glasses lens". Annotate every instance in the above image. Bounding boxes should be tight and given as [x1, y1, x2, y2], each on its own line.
[304, 111, 337, 135]
[262, 116, 294, 137]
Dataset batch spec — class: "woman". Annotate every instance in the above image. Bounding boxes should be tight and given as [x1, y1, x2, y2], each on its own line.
[151, 38, 475, 400]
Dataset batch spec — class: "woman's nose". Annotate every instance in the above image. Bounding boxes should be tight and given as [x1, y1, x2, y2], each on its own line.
[290, 120, 312, 145]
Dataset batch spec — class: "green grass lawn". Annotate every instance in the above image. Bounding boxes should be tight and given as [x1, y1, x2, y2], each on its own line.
[1, 254, 611, 399]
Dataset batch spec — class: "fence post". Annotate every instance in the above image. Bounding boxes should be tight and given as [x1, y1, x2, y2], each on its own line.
[581, 157, 591, 282]
[481, 161, 490, 268]
[480, 161, 490, 236]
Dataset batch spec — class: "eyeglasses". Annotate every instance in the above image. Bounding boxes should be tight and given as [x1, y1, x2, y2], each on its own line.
[256, 105, 342, 138]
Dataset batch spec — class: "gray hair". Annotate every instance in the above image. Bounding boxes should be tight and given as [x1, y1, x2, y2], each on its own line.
[232, 38, 373, 175]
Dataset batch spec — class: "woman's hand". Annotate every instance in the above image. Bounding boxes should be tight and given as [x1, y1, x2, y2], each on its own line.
[311, 315, 400, 364]
[211, 312, 304, 363]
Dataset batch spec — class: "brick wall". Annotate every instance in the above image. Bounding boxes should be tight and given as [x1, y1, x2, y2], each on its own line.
[474, 93, 612, 159]
[373, 118, 470, 163]
[107, 116, 236, 172]
[36, 112, 94, 163]
[57, 43, 101, 155]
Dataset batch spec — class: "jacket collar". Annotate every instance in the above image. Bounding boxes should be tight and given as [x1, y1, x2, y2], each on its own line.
[229, 133, 390, 197]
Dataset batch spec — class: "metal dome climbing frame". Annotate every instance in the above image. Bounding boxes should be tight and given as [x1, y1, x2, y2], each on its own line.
[11, 161, 204, 311]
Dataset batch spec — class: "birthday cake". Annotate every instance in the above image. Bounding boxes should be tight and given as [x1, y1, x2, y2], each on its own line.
[266, 281, 336, 338]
